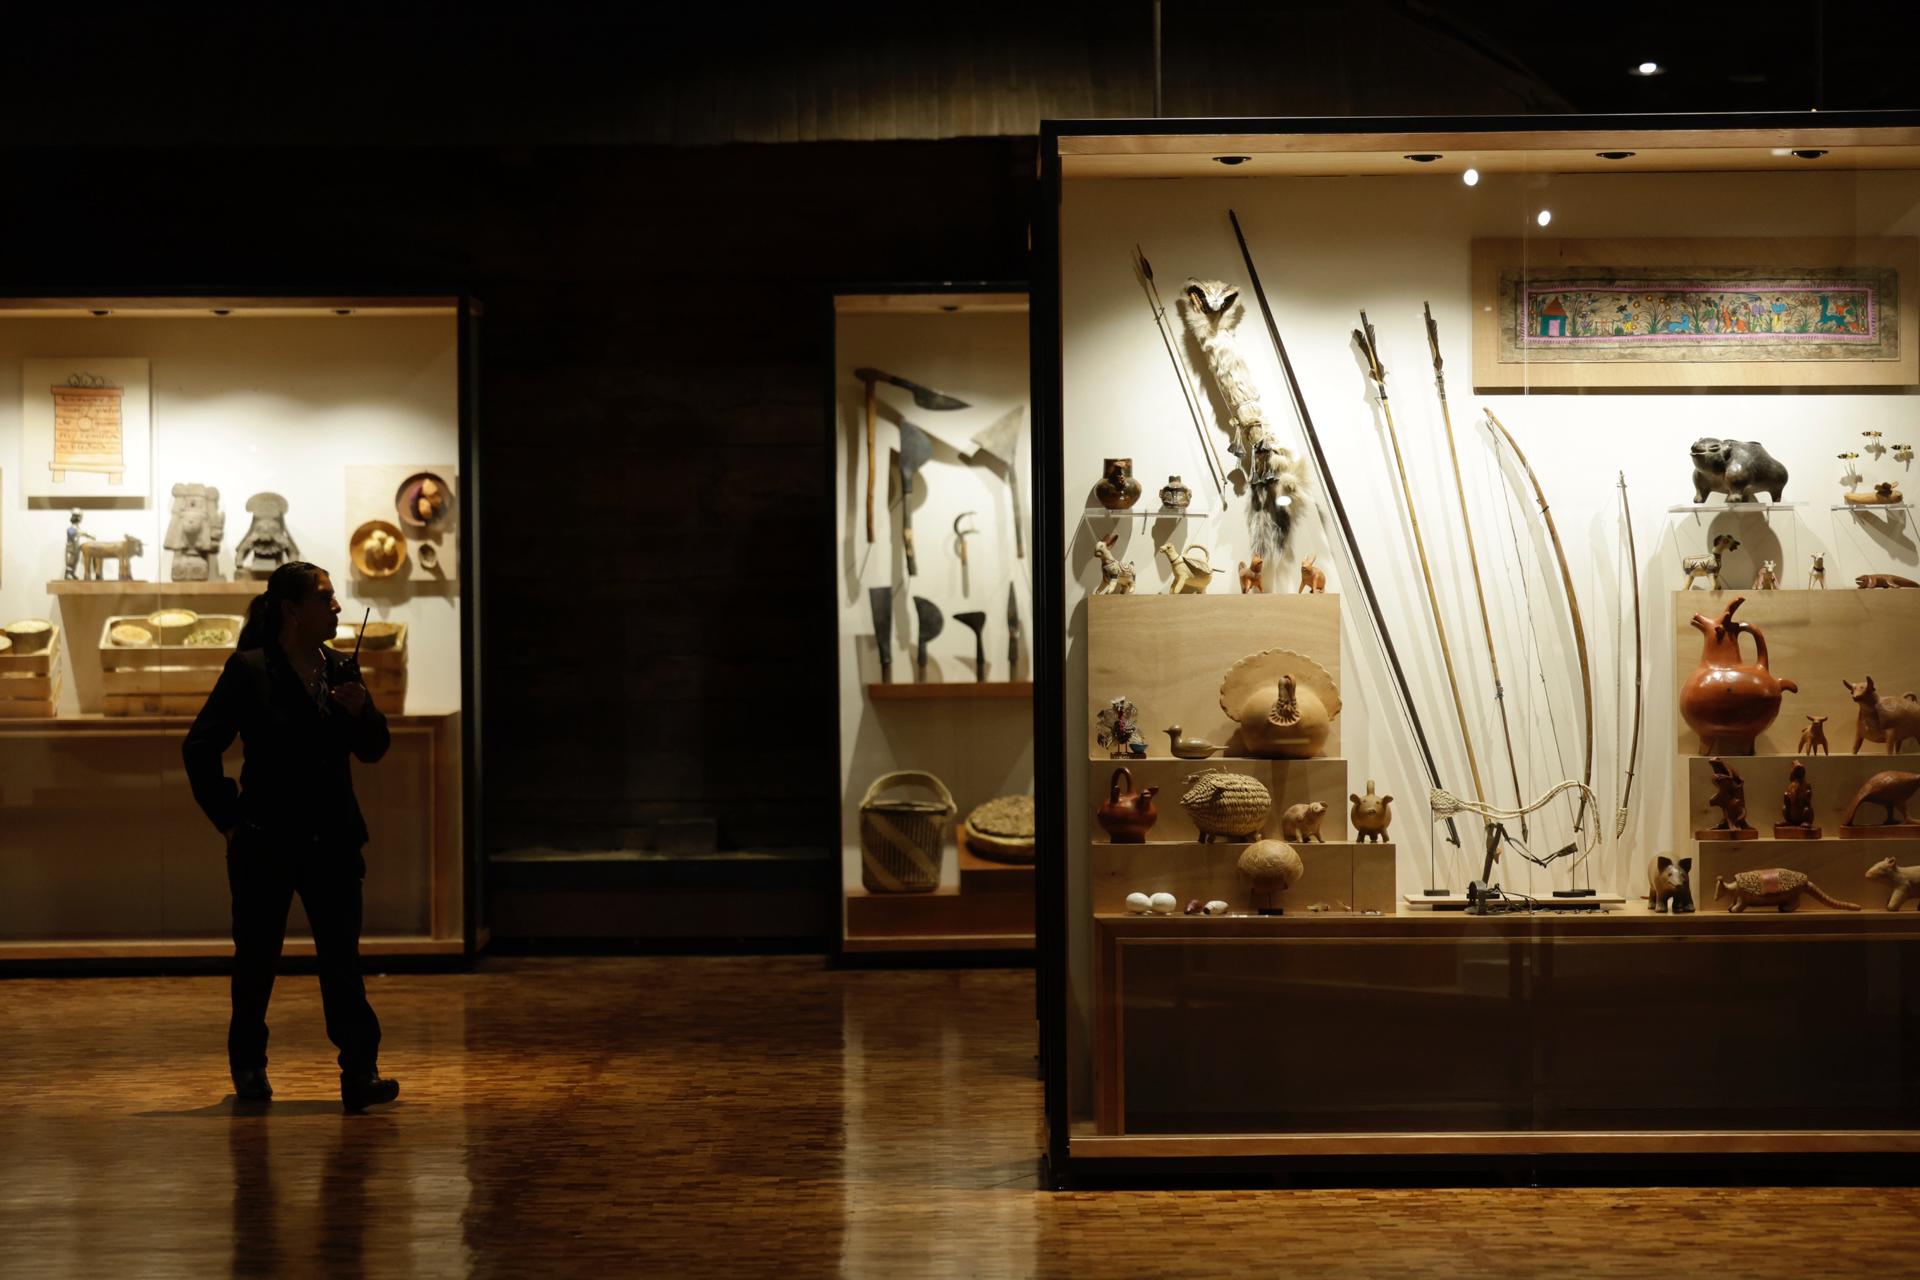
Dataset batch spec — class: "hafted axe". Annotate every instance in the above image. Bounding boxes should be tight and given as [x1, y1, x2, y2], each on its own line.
[912, 595, 944, 682]
[897, 419, 934, 575]
[855, 367, 967, 544]
[868, 585, 894, 682]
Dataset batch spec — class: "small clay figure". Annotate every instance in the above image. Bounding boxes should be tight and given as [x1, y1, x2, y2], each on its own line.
[1716, 868, 1860, 912]
[1647, 855, 1694, 914]
[1681, 534, 1741, 589]
[1839, 769, 1920, 832]
[1238, 555, 1264, 594]
[1095, 697, 1148, 759]
[1865, 856, 1920, 910]
[1297, 555, 1325, 594]
[1857, 573, 1920, 589]
[1809, 553, 1826, 589]
[78, 533, 143, 581]
[1158, 543, 1215, 594]
[1798, 715, 1830, 756]
[1776, 759, 1821, 838]
[1697, 756, 1756, 839]
[1279, 800, 1327, 843]
[163, 483, 225, 582]
[1843, 677, 1920, 754]
[1163, 725, 1223, 760]
[1095, 767, 1159, 843]
[1753, 559, 1778, 590]
[62, 509, 93, 580]
[1690, 437, 1789, 504]
[1092, 533, 1135, 596]
[232, 492, 302, 580]
[1348, 779, 1393, 843]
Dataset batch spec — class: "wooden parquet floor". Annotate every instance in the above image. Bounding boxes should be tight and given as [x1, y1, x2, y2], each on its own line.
[1, 955, 1916, 1279]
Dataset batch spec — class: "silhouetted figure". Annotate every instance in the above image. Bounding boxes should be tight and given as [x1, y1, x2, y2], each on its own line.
[182, 561, 399, 1112]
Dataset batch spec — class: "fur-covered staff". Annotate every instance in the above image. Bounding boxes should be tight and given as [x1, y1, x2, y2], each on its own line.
[1132, 245, 1226, 501]
[1180, 277, 1307, 560]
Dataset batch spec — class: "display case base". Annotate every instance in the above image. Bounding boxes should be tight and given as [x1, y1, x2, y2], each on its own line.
[1696, 828, 1760, 841]
[1774, 825, 1823, 839]
[1838, 824, 1920, 840]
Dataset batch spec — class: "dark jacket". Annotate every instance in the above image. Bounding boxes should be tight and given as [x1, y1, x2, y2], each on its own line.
[182, 643, 391, 846]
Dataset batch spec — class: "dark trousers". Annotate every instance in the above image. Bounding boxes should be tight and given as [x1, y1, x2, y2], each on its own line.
[226, 832, 381, 1075]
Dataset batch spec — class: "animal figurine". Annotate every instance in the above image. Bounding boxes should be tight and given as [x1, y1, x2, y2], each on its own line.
[1647, 855, 1694, 914]
[1690, 437, 1789, 504]
[1898, 443, 1915, 465]
[1279, 800, 1327, 843]
[1297, 555, 1325, 594]
[1699, 756, 1754, 837]
[1181, 278, 1299, 560]
[1843, 480, 1903, 506]
[1777, 759, 1820, 837]
[1857, 573, 1920, 589]
[78, 534, 143, 581]
[1180, 770, 1271, 843]
[1865, 857, 1920, 911]
[1843, 677, 1920, 754]
[1840, 770, 1920, 830]
[1095, 697, 1148, 758]
[1091, 533, 1135, 596]
[1796, 715, 1830, 756]
[1348, 779, 1393, 843]
[1158, 543, 1215, 594]
[1753, 560, 1778, 590]
[1809, 553, 1826, 589]
[1163, 725, 1224, 760]
[1681, 534, 1741, 589]
[1237, 554, 1264, 594]
[1716, 868, 1860, 913]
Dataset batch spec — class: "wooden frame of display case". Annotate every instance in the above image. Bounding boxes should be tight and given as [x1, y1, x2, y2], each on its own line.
[1033, 111, 1920, 1185]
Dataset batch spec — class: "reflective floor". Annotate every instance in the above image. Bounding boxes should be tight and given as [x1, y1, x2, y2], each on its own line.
[1, 955, 1915, 1278]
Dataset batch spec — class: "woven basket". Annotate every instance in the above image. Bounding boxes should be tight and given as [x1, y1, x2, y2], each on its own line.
[962, 795, 1035, 865]
[859, 770, 956, 893]
[1180, 770, 1272, 841]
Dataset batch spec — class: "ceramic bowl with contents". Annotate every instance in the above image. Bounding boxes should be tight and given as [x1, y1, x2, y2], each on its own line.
[184, 626, 234, 647]
[110, 622, 155, 647]
[2, 619, 54, 654]
[147, 609, 200, 644]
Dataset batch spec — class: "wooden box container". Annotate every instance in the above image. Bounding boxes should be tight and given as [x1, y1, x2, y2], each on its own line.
[0, 625, 61, 718]
[98, 614, 241, 716]
[327, 621, 408, 712]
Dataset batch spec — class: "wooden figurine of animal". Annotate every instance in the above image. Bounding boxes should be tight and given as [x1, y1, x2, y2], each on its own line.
[1158, 543, 1215, 594]
[1753, 560, 1778, 590]
[1843, 677, 1920, 754]
[1866, 856, 1920, 910]
[79, 534, 143, 581]
[1237, 555, 1264, 594]
[1091, 533, 1134, 596]
[1857, 573, 1920, 589]
[1690, 437, 1789, 503]
[1348, 779, 1393, 843]
[1647, 855, 1694, 914]
[1716, 868, 1860, 912]
[1297, 555, 1325, 594]
[1798, 715, 1830, 756]
[1163, 725, 1223, 760]
[1682, 534, 1741, 589]
[1840, 770, 1920, 829]
[1702, 756, 1753, 835]
[1809, 553, 1826, 589]
[1778, 759, 1819, 836]
[1279, 800, 1327, 843]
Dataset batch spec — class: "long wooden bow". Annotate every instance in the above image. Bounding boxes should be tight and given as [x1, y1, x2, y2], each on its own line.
[1482, 408, 1594, 831]
[1615, 472, 1644, 839]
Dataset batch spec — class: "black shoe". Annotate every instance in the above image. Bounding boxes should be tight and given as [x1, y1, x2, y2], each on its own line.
[232, 1067, 273, 1102]
[340, 1071, 400, 1113]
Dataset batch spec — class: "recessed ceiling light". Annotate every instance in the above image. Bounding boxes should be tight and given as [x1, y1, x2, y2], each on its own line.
[1462, 167, 1480, 186]
[1211, 155, 1250, 166]
[1791, 149, 1828, 160]
[88, 309, 111, 317]
[1403, 153, 1442, 163]
[210, 308, 232, 316]
[333, 308, 354, 316]
[1536, 210, 1553, 227]
[1597, 151, 1636, 160]
[1632, 60, 1665, 76]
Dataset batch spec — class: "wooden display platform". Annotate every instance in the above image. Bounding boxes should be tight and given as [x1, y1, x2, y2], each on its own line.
[0, 625, 61, 717]
[956, 844, 1033, 893]
[1693, 841, 1915, 912]
[1092, 841, 1395, 915]
[49, 579, 263, 714]
[843, 885, 1033, 952]
[867, 680, 1032, 701]
[1402, 891, 1629, 910]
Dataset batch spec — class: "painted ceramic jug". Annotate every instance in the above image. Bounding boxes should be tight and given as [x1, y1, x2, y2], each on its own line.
[1233, 674, 1333, 758]
[1095, 458, 1142, 510]
[1096, 766, 1159, 843]
[1680, 595, 1798, 754]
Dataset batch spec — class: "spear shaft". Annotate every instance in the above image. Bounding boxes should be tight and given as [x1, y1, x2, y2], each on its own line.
[1134, 245, 1228, 500]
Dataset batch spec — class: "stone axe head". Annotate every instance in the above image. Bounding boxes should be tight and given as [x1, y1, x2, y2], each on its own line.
[954, 610, 988, 682]
[912, 595, 944, 681]
[868, 585, 894, 680]
[896, 420, 935, 497]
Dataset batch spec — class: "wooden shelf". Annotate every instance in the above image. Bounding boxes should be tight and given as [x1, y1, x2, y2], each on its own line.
[1091, 840, 1395, 914]
[867, 680, 1032, 701]
[46, 580, 264, 596]
[956, 843, 1033, 894]
[844, 884, 1033, 946]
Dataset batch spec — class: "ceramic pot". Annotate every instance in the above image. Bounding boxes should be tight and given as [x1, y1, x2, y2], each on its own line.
[1096, 766, 1159, 843]
[1679, 595, 1798, 754]
[1095, 458, 1142, 510]
[1233, 674, 1332, 758]
[1158, 475, 1192, 511]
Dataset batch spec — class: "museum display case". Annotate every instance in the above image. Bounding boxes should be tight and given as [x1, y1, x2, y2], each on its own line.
[1032, 111, 1920, 1178]
[0, 295, 478, 960]
[831, 286, 1035, 953]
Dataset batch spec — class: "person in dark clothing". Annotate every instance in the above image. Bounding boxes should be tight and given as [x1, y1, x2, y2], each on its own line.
[182, 561, 400, 1113]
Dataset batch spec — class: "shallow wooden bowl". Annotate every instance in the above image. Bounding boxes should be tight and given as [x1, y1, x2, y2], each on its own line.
[350, 520, 409, 578]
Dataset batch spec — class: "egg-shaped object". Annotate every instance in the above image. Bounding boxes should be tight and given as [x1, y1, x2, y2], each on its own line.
[1125, 892, 1152, 914]
[1148, 892, 1178, 914]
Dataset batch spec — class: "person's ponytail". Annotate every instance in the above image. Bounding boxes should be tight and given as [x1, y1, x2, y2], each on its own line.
[236, 561, 323, 650]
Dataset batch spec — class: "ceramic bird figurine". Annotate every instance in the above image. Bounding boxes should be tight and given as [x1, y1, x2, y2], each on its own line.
[1163, 725, 1224, 760]
[1158, 543, 1215, 594]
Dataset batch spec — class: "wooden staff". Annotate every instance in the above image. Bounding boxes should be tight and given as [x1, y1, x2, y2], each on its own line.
[1355, 310, 1486, 807]
[863, 374, 878, 543]
[1615, 471, 1645, 839]
[1134, 245, 1227, 500]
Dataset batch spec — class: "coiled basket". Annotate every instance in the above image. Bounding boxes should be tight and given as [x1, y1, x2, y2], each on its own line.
[858, 770, 956, 893]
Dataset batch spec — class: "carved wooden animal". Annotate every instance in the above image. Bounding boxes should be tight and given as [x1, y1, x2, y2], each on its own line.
[1809, 553, 1826, 589]
[1297, 555, 1325, 594]
[1857, 573, 1920, 589]
[79, 534, 143, 581]
[1753, 560, 1778, 590]
[1681, 534, 1740, 589]
[1716, 868, 1860, 912]
[1647, 855, 1694, 914]
[1348, 779, 1392, 843]
[1705, 756, 1752, 832]
[1238, 555, 1264, 594]
[1158, 543, 1214, 594]
[1279, 800, 1327, 843]
[1866, 857, 1920, 911]
[1844, 677, 1920, 754]
[1092, 533, 1134, 595]
[1781, 760, 1817, 829]
[1841, 770, 1920, 827]
[1797, 715, 1830, 756]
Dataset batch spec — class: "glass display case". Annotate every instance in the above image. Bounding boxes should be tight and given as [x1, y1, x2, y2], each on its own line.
[830, 286, 1034, 953]
[1032, 112, 1920, 1177]
[0, 295, 477, 959]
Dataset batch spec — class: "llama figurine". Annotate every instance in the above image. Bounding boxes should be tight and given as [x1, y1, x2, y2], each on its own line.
[1237, 555, 1264, 594]
[1297, 554, 1326, 593]
[1682, 534, 1740, 589]
[1092, 533, 1135, 596]
[1753, 560, 1778, 590]
[1810, 553, 1826, 589]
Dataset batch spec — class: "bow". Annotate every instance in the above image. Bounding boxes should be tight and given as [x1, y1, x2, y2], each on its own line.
[1615, 472, 1644, 839]
[1482, 408, 1594, 832]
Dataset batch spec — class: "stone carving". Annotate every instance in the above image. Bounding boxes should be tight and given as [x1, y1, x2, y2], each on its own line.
[163, 483, 225, 582]
[232, 492, 301, 580]
[1690, 437, 1789, 504]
